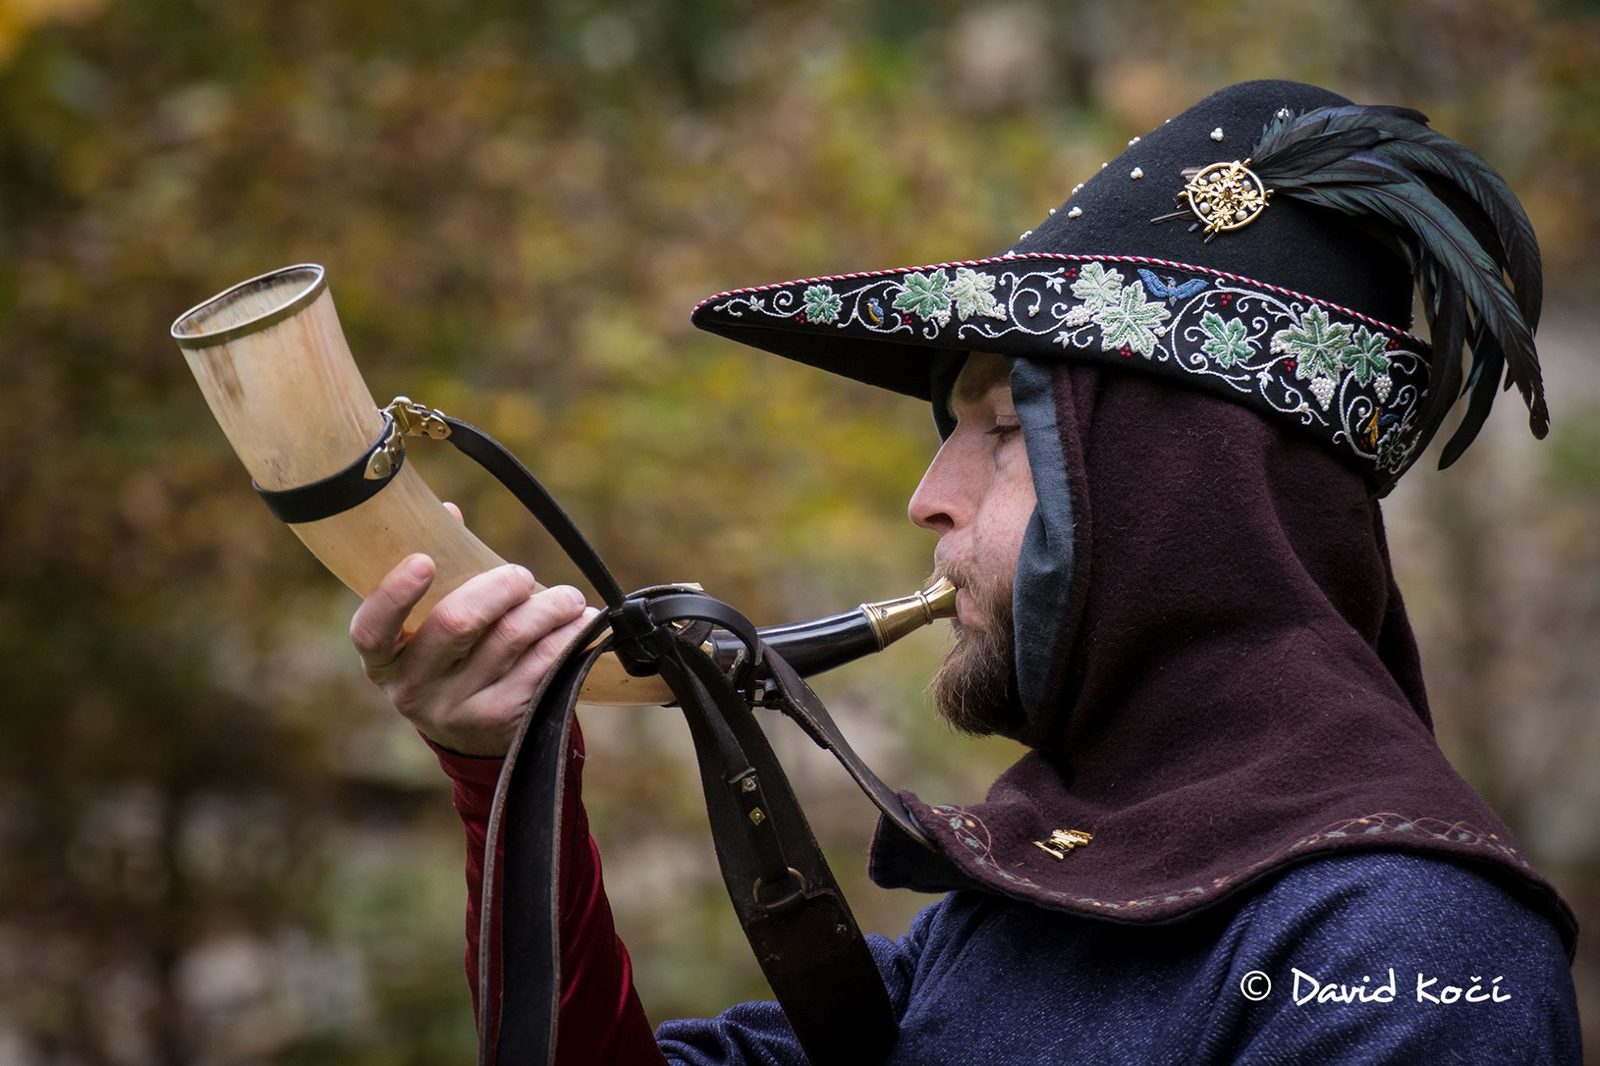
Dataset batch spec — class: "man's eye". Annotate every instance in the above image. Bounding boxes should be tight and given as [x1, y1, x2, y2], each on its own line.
[987, 422, 1021, 439]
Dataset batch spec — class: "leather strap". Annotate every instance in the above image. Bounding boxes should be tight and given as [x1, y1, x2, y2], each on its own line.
[655, 623, 899, 1066]
[439, 413, 625, 609]
[485, 591, 902, 1066]
[758, 649, 930, 850]
[250, 400, 931, 1064]
[484, 616, 613, 1065]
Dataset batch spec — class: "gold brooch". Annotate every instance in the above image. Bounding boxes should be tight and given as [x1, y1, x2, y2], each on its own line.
[1032, 828, 1094, 860]
[1152, 159, 1273, 241]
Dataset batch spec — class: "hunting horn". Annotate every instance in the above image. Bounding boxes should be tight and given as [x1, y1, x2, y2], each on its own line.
[171, 264, 954, 706]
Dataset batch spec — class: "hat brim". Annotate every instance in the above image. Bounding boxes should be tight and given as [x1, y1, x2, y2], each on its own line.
[690, 251, 1433, 482]
[690, 259, 1010, 402]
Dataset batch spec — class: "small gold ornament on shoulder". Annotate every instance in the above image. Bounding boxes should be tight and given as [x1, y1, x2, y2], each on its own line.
[1033, 828, 1095, 860]
[1151, 159, 1273, 241]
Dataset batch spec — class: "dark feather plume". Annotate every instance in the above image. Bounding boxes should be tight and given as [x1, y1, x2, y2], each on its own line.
[1249, 105, 1546, 491]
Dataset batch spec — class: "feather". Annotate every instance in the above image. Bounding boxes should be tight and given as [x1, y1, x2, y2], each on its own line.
[1374, 138, 1542, 330]
[1410, 263, 1466, 479]
[1304, 108, 1542, 330]
[1247, 105, 1547, 476]
[1420, 267, 1467, 469]
[1441, 321, 1508, 468]
[1252, 104, 1428, 155]
[1250, 127, 1388, 177]
[1317, 177, 1537, 454]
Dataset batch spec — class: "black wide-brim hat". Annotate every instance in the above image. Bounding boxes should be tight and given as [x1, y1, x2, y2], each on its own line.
[690, 80, 1547, 494]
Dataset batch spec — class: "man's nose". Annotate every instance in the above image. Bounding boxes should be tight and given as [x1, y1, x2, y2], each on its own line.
[907, 435, 967, 535]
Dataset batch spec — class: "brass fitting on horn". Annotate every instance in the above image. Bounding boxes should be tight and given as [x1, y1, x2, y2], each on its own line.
[860, 576, 957, 650]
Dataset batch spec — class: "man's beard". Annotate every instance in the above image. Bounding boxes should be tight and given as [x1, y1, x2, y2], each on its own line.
[928, 565, 1025, 738]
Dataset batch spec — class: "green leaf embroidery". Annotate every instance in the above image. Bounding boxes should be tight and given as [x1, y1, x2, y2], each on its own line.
[1094, 282, 1170, 356]
[1071, 262, 1124, 313]
[802, 284, 842, 324]
[1270, 305, 1352, 382]
[1199, 312, 1252, 368]
[948, 268, 1006, 320]
[1341, 327, 1391, 386]
[892, 271, 953, 320]
[1376, 422, 1412, 470]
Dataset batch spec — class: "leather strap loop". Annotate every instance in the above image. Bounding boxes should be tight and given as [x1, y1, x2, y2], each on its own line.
[644, 593, 763, 690]
[486, 597, 901, 1066]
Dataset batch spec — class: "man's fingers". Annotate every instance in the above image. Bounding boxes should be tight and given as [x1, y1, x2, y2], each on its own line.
[350, 554, 436, 674]
[404, 563, 539, 674]
[463, 585, 589, 684]
[482, 606, 601, 711]
[444, 501, 464, 525]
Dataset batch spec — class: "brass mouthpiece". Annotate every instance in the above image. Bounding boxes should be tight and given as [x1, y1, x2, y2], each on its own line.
[860, 576, 957, 650]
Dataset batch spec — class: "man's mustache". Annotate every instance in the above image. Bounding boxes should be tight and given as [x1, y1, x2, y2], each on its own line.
[930, 558, 976, 590]
[929, 559, 1012, 637]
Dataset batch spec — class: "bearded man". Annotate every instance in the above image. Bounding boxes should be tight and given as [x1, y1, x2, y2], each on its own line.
[350, 81, 1581, 1064]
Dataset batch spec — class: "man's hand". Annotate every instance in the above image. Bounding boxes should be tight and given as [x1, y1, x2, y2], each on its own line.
[350, 503, 599, 757]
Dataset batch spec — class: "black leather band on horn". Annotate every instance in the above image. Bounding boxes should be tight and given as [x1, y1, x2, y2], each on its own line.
[250, 405, 629, 607]
[252, 413, 403, 524]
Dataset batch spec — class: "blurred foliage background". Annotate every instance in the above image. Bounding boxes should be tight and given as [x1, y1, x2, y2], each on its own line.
[1, 0, 1598, 1061]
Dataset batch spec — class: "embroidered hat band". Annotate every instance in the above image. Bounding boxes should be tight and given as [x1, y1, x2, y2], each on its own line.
[695, 252, 1429, 479]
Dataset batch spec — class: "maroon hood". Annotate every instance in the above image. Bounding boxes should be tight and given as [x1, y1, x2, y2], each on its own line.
[869, 359, 1578, 959]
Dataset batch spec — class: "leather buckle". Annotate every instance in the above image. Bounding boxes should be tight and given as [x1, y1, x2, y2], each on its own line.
[752, 866, 808, 913]
[609, 596, 670, 677]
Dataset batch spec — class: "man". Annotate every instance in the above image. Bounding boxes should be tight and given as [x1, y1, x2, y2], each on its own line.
[351, 81, 1581, 1062]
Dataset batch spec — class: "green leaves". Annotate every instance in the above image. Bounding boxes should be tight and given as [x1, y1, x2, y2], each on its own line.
[1071, 262, 1124, 313]
[803, 284, 843, 324]
[1093, 279, 1170, 356]
[1342, 326, 1392, 386]
[948, 268, 1005, 321]
[892, 270, 953, 320]
[1268, 309, 1395, 409]
[1272, 305, 1353, 382]
[1199, 312, 1252, 368]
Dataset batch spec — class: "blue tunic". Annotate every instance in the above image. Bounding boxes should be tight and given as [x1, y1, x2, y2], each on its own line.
[657, 850, 1580, 1064]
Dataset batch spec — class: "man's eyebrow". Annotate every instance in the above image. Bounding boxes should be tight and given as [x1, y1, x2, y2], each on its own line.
[951, 356, 1011, 408]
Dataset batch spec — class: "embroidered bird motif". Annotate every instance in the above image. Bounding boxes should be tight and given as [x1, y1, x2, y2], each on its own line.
[865, 297, 886, 326]
[1138, 268, 1209, 305]
[1363, 410, 1401, 450]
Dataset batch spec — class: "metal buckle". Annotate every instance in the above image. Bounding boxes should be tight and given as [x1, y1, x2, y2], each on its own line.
[364, 418, 404, 480]
[752, 866, 808, 908]
[384, 396, 452, 441]
[366, 397, 451, 480]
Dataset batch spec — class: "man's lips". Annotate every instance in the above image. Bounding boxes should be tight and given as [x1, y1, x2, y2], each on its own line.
[954, 586, 978, 630]
[935, 565, 966, 620]
[934, 559, 973, 626]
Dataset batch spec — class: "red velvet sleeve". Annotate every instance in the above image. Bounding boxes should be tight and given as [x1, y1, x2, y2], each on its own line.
[428, 722, 667, 1066]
